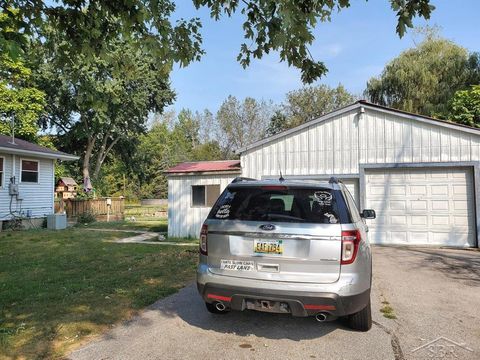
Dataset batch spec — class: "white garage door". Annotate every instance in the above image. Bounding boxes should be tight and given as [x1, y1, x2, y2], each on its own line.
[365, 167, 475, 247]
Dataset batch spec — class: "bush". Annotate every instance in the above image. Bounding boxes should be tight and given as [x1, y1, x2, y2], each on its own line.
[77, 211, 96, 224]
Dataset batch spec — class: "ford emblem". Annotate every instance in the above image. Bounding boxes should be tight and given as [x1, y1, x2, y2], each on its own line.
[260, 224, 276, 231]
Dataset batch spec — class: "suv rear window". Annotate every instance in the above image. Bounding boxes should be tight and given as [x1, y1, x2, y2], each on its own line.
[208, 186, 351, 224]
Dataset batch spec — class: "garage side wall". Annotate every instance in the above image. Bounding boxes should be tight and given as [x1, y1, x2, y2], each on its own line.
[240, 108, 480, 180]
[167, 174, 238, 238]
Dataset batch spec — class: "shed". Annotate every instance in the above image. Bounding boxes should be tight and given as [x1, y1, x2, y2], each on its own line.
[165, 160, 241, 238]
[239, 100, 480, 247]
[0, 135, 78, 226]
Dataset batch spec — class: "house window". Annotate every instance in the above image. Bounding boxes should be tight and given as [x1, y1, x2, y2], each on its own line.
[191, 184, 221, 207]
[21, 159, 39, 183]
[0, 157, 3, 187]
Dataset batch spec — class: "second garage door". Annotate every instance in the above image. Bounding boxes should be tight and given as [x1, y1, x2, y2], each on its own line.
[365, 167, 475, 247]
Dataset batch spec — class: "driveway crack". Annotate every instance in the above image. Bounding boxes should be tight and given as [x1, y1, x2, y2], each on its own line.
[373, 320, 404, 360]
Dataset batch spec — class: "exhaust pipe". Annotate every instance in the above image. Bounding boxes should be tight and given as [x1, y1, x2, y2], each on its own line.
[315, 312, 328, 322]
[215, 302, 226, 311]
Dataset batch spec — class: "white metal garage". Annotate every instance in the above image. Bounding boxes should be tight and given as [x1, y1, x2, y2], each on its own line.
[237, 100, 480, 248]
[365, 167, 475, 247]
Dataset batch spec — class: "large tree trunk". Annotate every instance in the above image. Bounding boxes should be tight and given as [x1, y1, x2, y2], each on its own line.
[92, 135, 119, 180]
[83, 137, 95, 190]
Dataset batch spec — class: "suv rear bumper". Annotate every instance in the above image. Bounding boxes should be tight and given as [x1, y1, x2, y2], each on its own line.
[197, 282, 370, 317]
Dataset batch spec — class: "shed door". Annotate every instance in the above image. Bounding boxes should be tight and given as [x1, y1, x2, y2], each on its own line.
[365, 167, 475, 247]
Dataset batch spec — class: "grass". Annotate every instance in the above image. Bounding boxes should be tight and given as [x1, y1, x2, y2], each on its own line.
[86, 219, 198, 243]
[0, 227, 198, 359]
[380, 301, 397, 319]
[86, 218, 168, 233]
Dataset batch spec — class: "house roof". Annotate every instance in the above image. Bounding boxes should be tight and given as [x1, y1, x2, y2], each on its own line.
[238, 100, 480, 153]
[58, 177, 78, 186]
[0, 135, 79, 161]
[165, 160, 241, 175]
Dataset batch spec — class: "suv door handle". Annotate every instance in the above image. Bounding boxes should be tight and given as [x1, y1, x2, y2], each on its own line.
[365, 225, 369, 233]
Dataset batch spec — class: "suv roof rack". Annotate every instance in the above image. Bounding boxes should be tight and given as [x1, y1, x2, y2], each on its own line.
[231, 177, 256, 183]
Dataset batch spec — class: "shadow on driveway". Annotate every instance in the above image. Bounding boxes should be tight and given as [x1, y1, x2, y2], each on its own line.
[374, 246, 480, 287]
[147, 283, 349, 341]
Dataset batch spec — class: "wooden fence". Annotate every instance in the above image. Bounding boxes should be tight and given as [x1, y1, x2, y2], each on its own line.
[55, 198, 125, 221]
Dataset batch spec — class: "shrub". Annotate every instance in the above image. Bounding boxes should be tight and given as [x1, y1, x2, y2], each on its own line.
[77, 211, 96, 224]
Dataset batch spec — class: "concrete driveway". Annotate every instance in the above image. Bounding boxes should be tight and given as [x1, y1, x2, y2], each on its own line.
[69, 247, 480, 360]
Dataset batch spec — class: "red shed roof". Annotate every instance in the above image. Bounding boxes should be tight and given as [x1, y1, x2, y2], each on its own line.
[165, 160, 241, 174]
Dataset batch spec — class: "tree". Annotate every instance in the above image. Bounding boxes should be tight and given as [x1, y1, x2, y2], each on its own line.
[365, 34, 480, 117]
[447, 85, 480, 128]
[216, 96, 273, 156]
[283, 84, 355, 128]
[0, 11, 45, 142]
[32, 35, 175, 186]
[1, 1, 203, 67]
[193, 0, 434, 83]
[2, 1, 435, 84]
[265, 110, 288, 137]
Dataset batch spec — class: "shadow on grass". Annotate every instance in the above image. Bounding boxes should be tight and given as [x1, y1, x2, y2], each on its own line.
[0, 227, 197, 359]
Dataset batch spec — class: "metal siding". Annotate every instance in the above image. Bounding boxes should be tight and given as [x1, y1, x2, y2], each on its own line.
[167, 174, 238, 238]
[239, 106, 480, 180]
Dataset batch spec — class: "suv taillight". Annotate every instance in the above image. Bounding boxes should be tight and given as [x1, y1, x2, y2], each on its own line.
[341, 230, 361, 265]
[200, 224, 208, 255]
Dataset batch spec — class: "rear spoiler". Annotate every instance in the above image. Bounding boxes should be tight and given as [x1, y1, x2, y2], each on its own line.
[231, 177, 256, 183]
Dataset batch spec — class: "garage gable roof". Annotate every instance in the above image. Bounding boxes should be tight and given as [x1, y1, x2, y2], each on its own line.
[238, 100, 480, 154]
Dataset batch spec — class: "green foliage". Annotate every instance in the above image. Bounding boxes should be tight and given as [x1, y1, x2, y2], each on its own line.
[284, 84, 355, 128]
[76, 211, 96, 224]
[32, 33, 176, 183]
[447, 85, 480, 128]
[216, 95, 273, 155]
[1, 1, 203, 68]
[3, 1, 435, 84]
[0, 55, 45, 142]
[194, 0, 434, 83]
[366, 35, 480, 117]
[265, 110, 288, 137]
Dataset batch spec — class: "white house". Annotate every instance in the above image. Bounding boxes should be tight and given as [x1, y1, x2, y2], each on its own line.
[0, 134, 78, 227]
[166, 101, 480, 247]
[166, 160, 241, 238]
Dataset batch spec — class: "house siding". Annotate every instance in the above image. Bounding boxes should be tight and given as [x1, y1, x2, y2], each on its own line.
[0, 153, 55, 219]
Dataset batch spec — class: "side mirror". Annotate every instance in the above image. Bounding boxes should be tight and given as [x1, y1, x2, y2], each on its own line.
[361, 209, 376, 219]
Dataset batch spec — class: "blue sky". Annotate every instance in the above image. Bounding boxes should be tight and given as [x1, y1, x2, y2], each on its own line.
[168, 0, 480, 114]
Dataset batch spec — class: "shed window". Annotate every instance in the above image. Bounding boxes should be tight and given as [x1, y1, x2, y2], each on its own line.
[0, 157, 3, 187]
[21, 159, 39, 183]
[192, 184, 221, 207]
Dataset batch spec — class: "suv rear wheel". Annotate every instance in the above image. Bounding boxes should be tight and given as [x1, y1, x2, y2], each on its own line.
[347, 300, 372, 331]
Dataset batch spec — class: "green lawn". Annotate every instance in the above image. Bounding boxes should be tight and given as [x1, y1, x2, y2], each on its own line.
[86, 218, 168, 232]
[85, 219, 198, 243]
[0, 227, 198, 359]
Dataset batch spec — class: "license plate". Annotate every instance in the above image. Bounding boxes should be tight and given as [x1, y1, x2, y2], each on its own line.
[220, 260, 254, 271]
[254, 239, 283, 254]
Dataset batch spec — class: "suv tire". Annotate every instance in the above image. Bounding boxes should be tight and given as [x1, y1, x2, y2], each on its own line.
[205, 302, 229, 314]
[347, 299, 372, 331]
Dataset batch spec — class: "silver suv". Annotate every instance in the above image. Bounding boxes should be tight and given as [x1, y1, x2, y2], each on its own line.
[196, 177, 376, 331]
